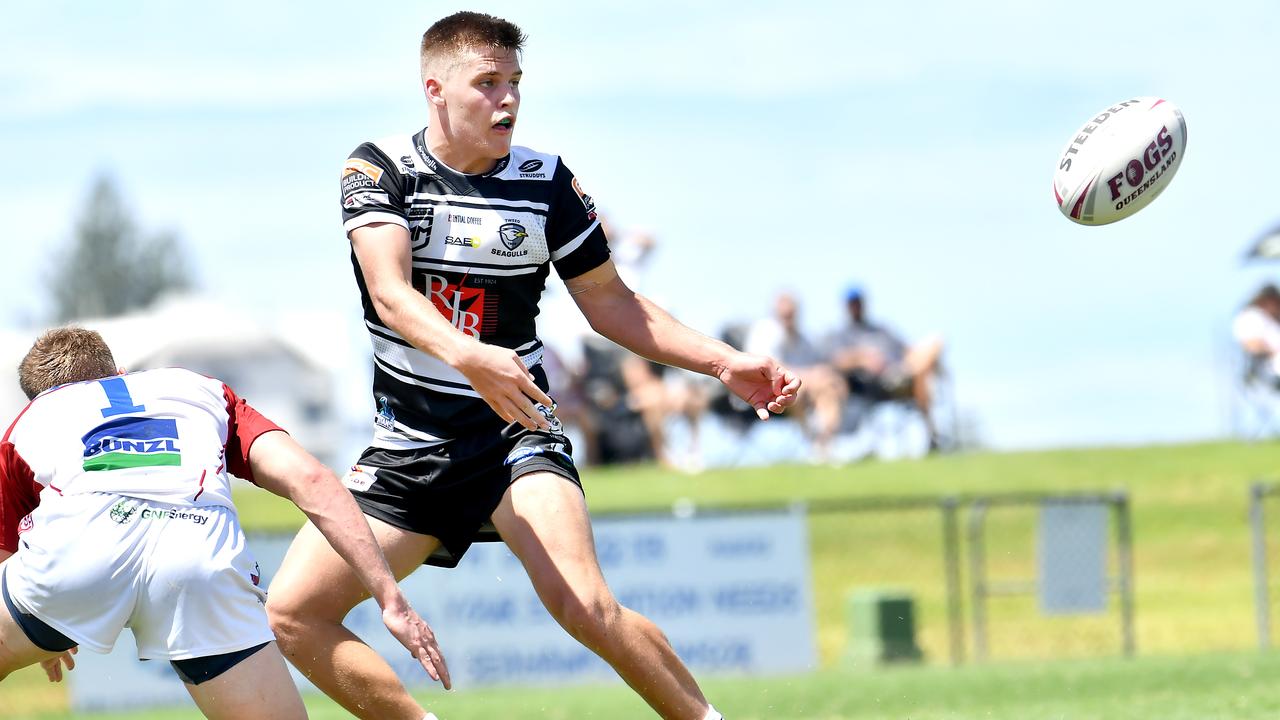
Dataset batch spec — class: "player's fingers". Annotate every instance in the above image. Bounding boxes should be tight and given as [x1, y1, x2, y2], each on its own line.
[62, 651, 76, 671]
[430, 644, 452, 690]
[510, 389, 548, 430]
[767, 400, 785, 414]
[754, 405, 770, 421]
[417, 647, 440, 682]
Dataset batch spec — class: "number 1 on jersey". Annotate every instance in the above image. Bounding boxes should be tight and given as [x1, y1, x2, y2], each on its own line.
[99, 377, 146, 417]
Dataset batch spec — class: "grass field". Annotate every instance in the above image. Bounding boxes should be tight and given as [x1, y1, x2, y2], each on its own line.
[6, 651, 1280, 719]
[5, 440, 1280, 718]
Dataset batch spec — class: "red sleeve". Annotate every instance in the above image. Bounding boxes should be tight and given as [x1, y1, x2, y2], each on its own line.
[222, 385, 284, 486]
[0, 441, 40, 554]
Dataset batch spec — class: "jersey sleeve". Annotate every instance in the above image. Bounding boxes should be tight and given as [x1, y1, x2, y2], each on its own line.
[340, 143, 407, 236]
[546, 162, 611, 280]
[0, 441, 40, 554]
[222, 385, 284, 486]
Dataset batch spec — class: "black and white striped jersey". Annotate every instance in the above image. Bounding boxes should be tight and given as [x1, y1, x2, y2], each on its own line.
[340, 128, 610, 447]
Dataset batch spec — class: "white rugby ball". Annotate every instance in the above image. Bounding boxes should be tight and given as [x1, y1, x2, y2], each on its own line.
[1053, 97, 1187, 225]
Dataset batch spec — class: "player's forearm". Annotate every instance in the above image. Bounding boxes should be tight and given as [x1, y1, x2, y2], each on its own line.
[372, 282, 479, 368]
[588, 289, 736, 378]
[288, 475, 406, 611]
[0, 549, 11, 564]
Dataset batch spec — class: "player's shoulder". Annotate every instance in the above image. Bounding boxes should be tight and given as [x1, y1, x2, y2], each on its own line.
[491, 146, 564, 183]
[346, 130, 420, 180]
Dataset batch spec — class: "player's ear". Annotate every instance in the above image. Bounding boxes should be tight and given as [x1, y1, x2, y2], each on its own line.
[424, 78, 446, 107]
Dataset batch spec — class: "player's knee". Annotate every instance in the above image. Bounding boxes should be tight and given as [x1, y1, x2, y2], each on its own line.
[265, 598, 307, 647]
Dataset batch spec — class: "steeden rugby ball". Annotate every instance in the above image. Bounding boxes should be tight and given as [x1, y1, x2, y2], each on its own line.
[1053, 97, 1187, 225]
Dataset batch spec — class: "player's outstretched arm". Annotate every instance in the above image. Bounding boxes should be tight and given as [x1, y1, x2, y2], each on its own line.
[247, 430, 452, 689]
[568, 259, 801, 419]
[351, 222, 552, 431]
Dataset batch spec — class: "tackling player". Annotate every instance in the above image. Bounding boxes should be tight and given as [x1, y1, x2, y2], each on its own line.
[0, 328, 450, 720]
[265, 11, 800, 720]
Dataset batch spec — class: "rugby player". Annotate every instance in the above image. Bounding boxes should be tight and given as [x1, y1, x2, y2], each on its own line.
[266, 11, 800, 720]
[0, 328, 449, 720]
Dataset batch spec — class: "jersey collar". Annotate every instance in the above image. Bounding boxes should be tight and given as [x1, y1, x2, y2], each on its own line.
[413, 128, 511, 180]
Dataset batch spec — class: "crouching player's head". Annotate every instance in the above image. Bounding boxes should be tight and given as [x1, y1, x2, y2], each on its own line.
[18, 327, 117, 400]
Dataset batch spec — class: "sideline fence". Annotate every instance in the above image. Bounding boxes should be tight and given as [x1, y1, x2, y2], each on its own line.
[622, 490, 1134, 665]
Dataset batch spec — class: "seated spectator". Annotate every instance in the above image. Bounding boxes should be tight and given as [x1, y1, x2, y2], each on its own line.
[827, 286, 945, 450]
[745, 292, 847, 460]
[1233, 283, 1280, 384]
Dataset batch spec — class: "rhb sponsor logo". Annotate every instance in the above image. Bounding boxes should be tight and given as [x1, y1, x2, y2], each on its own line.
[82, 417, 181, 471]
[419, 274, 497, 338]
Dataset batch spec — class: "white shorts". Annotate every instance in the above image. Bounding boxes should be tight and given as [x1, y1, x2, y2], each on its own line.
[4, 493, 273, 660]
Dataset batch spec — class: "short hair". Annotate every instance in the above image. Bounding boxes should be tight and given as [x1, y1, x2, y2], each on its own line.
[1254, 284, 1280, 308]
[18, 327, 117, 400]
[420, 11, 526, 81]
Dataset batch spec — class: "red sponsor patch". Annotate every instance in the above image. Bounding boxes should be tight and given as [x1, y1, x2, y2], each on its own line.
[419, 274, 498, 338]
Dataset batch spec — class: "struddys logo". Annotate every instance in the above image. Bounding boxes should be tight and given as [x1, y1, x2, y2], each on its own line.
[1105, 126, 1178, 210]
[417, 273, 499, 338]
[494, 222, 529, 257]
[517, 158, 547, 179]
[82, 417, 181, 472]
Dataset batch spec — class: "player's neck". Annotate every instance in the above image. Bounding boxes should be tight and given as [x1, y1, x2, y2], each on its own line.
[424, 127, 499, 175]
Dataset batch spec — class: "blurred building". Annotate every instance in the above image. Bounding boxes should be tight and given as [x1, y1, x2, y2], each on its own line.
[0, 297, 344, 468]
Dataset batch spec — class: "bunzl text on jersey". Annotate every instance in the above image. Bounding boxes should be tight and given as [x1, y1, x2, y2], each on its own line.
[82, 417, 182, 471]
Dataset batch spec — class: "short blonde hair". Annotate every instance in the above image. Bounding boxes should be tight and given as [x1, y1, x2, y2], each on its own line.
[419, 11, 526, 82]
[18, 327, 117, 400]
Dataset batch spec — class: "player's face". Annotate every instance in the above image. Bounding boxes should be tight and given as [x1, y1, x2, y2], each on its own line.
[437, 47, 521, 172]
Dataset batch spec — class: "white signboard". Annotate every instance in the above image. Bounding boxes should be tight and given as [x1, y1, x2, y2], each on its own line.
[1038, 503, 1109, 614]
[70, 508, 816, 712]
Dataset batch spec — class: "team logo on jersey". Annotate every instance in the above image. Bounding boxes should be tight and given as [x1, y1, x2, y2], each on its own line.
[342, 158, 384, 183]
[571, 177, 598, 221]
[375, 396, 396, 431]
[82, 417, 181, 471]
[498, 222, 529, 251]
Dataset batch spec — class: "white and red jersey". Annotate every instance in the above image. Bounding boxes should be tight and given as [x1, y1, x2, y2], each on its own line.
[0, 368, 281, 553]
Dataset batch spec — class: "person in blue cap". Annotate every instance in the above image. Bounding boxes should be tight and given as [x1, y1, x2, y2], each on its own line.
[827, 286, 945, 450]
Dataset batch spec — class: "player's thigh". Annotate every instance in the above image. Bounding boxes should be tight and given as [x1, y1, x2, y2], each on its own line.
[0, 607, 61, 679]
[184, 642, 306, 720]
[491, 472, 610, 604]
[267, 517, 439, 620]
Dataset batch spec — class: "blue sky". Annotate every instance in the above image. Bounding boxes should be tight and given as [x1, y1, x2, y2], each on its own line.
[3, 0, 1279, 449]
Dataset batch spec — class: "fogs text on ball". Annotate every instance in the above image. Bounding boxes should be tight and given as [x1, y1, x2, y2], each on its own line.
[1053, 97, 1187, 226]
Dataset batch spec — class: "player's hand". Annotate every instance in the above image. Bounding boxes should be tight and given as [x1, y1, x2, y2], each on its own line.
[382, 601, 452, 690]
[40, 647, 77, 682]
[454, 342, 554, 431]
[716, 351, 801, 420]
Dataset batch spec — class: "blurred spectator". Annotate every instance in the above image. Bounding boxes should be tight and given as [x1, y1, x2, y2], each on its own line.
[1233, 283, 1280, 383]
[827, 286, 945, 451]
[745, 292, 847, 460]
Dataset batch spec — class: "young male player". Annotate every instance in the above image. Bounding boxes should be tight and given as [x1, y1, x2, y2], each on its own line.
[0, 328, 450, 720]
[266, 12, 800, 720]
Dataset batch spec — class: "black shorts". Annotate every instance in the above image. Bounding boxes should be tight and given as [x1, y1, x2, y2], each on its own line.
[348, 422, 581, 568]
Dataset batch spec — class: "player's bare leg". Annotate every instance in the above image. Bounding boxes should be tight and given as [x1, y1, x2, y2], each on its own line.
[184, 642, 306, 720]
[0, 608, 61, 681]
[267, 518, 438, 720]
[492, 471, 712, 720]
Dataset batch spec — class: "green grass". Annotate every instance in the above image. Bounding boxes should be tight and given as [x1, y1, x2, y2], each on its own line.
[8, 651, 1280, 719]
[7, 440, 1280, 718]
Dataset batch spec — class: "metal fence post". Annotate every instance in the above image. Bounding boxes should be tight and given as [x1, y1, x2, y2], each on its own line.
[1253, 482, 1271, 650]
[941, 496, 964, 666]
[967, 501, 989, 662]
[1113, 491, 1136, 658]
